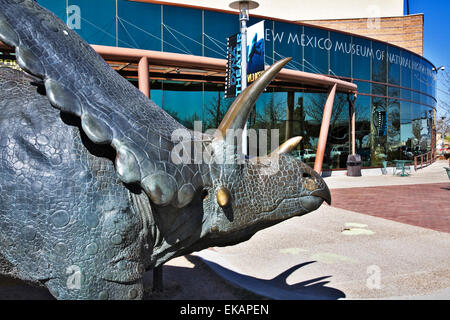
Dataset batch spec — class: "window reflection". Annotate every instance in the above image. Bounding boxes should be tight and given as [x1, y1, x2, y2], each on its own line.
[204, 90, 232, 130]
[372, 42, 387, 83]
[400, 101, 414, 158]
[354, 95, 371, 166]
[387, 99, 401, 161]
[371, 96, 387, 166]
[161, 81, 203, 130]
[59, 0, 436, 169]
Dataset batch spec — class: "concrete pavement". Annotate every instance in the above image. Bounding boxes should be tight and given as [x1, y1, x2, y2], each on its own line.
[0, 161, 448, 299]
[192, 160, 450, 299]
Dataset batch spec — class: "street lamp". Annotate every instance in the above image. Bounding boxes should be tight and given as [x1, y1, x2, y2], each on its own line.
[440, 116, 447, 154]
[229, 0, 259, 92]
[229, 1, 259, 155]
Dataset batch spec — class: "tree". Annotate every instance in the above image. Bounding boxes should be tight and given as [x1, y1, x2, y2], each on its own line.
[438, 68, 450, 117]
[436, 116, 449, 140]
[204, 92, 231, 130]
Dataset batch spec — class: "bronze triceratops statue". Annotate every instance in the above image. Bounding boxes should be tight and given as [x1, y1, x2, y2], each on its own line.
[0, 0, 330, 299]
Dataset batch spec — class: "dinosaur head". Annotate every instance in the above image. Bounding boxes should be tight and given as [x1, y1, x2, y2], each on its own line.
[147, 58, 331, 263]
[197, 151, 331, 247]
[187, 58, 331, 248]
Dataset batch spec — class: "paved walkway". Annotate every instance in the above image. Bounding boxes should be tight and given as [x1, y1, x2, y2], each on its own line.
[193, 160, 450, 299]
[1, 161, 448, 299]
[331, 183, 450, 233]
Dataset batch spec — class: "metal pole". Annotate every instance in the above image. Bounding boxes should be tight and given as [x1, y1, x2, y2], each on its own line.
[230, 1, 259, 155]
[351, 93, 357, 155]
[314, 84, 337, 174]
[138, 56, 149, 98]
[239, 3, 249, 155]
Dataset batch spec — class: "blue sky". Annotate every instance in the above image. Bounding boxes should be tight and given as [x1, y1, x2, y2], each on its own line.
[407, 0, 450, 115]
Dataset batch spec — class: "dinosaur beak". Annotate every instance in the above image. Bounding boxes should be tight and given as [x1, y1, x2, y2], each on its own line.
[311, 185, 332, 205]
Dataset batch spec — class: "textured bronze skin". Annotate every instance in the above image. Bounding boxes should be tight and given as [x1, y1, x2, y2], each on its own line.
[0, 0, 331, 299]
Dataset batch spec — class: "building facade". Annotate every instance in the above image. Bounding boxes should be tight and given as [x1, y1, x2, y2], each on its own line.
[16, 0, 436, 170]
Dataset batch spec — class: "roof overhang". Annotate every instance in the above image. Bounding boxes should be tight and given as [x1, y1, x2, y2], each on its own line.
[0, 41, 357, 94]
[92, 44, 357, 94]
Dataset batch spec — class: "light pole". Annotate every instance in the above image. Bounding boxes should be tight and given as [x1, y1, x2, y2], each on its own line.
[229, 0, 259, 155]
[433, 66, 446, 155]
[442, 116, 447, 146]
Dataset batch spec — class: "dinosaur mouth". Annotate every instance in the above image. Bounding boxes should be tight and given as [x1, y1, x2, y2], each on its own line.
[310, 186, 332, 205]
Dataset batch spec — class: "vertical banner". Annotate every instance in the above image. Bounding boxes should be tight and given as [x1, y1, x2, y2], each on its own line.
[225, 33, 242, 98]
[246, 20, 265, 85]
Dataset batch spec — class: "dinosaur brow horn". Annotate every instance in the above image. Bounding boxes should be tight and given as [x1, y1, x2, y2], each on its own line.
[216, 57, 292, 138]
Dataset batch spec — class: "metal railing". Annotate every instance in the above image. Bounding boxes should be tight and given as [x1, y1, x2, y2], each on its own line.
[414, 149, 437, 171]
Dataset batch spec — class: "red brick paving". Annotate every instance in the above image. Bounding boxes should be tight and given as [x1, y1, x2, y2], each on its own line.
[330, 183, 450, 233]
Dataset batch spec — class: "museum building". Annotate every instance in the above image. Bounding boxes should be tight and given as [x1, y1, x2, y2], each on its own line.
[0, 0, 437, 172]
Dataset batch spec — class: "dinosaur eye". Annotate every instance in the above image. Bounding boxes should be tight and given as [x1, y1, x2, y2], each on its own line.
[302, 172, 311, 178]
[201, 189, 209, 200]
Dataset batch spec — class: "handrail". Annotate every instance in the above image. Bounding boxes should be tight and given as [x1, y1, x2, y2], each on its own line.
[413, 149, 437, 171]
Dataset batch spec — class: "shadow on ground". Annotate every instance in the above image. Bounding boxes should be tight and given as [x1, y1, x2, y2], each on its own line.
[191, 257, 345, 300]
[0, 255, 344, 300]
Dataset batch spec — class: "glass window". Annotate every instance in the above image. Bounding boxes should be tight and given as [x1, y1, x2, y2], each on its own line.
[400, 101, 414, 151]
[372, 41, 387, 83]
[303, 26, 329, 75]
[117, 0, 161, 50]
[419, 105, 429, 152]
[352, 36, 371, 81]
[288, 91, 327, 168]
[387, 99, 401, 161]
[264, 20, 275, 66]
[330, 32, 351, 78]
[161, 81, 203, 130]
[354, 95, 371, 166]
[203, 10, 238, 59]
[372, 84, 386, 97]
[326, 93, 350, 169]
[249, 90, 287, 155]
[354, 80, 371, 95]
[400, 50, 412, 88]
[387, 46, 401, 85]
[203, 90, 231, 130]
[162, 5, 202, 56]
[38, 0, 67, 21]
[411, 103, 422, 152]
[273, 22, 303, 71]
[401, 88, 412, 101]
[68, 0, 116, 46]
[371, 96, 387, 166]
[412, 55, 421, 94]
[388, 85, 400, 98]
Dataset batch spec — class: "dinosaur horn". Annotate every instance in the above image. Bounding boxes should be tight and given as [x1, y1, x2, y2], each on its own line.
[270, 136, 302, 156]
[216, 57, 291, 138]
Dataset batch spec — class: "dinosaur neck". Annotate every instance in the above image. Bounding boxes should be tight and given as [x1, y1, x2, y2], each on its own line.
[130, 189, 208, 269]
